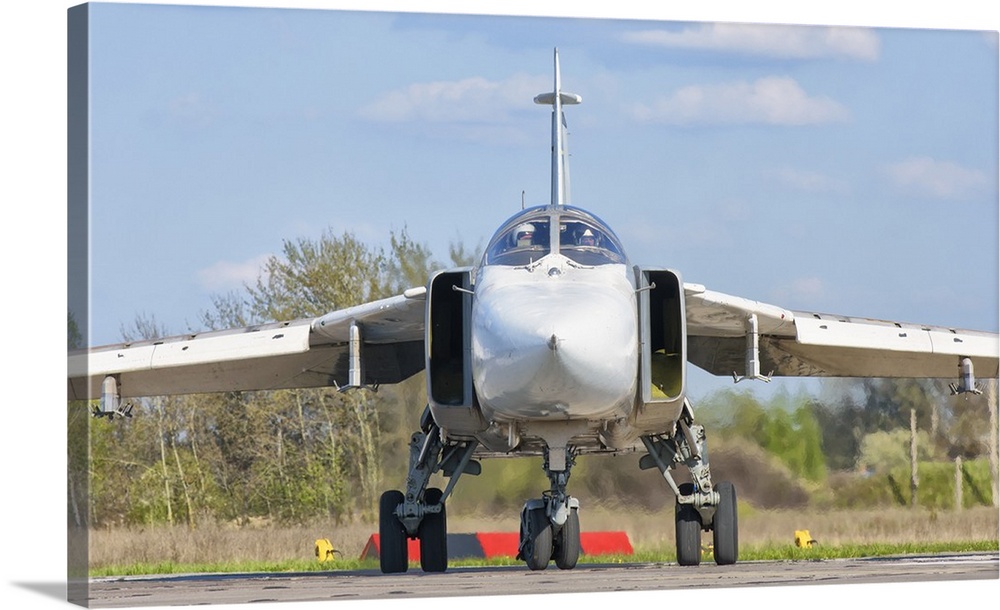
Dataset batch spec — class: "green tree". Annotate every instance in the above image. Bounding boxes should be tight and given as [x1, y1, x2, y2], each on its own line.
[856, 428, 936, 474]
[68, 311, 83, 349]
[387, 228, 436, 292]
[201, 226, 445, 523]
[815, 378, 990, 470]
[936, 389, 995, 460]
[448, 239, 482, 267]
[67, 310, 89, 534]
[698, 389, 827, 483]
[855, 379, 943, 435]
[246, 229, 390, 321]
[811, 392, 867, 471]
[88, 227, 481, 526]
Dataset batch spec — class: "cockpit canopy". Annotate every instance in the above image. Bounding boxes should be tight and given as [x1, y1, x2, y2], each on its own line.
[483, 206, 627, 267]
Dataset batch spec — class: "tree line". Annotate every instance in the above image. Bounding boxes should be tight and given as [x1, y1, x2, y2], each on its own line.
[70, 227, 997, 529]
[699, 378, 996, 478]
[72, 228, 476, 528]
[695, 378, 997, 509]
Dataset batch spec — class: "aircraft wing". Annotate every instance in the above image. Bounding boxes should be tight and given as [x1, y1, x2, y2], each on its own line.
[67, 287, 428, 402]
[683, 283, 1000, 381]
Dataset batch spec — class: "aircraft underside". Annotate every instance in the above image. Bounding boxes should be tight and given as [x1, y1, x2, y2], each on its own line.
[377, 398, 739, 573]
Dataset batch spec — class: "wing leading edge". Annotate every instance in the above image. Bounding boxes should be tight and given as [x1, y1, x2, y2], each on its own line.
[67, 288, 428, 402]
[684, 283, 999, 381]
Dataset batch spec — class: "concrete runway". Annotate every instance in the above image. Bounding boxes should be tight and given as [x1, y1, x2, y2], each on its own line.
[86, 552, 998, 608]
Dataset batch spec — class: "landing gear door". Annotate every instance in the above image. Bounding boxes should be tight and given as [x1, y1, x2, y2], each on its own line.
[636, 268, 686, 431]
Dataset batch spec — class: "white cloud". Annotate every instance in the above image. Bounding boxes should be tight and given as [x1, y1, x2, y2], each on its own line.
[884, 157, 990, 200]
[772, 276, 827, 304]
[623, 23, 880, 61]
[196, 254, 272, 292]
[767, 166, 849, 194]
[167, 92, 216, 128]
[359, 73, 549, 124]
[982, 30, 999, 50]
[631, 76, 850, 126]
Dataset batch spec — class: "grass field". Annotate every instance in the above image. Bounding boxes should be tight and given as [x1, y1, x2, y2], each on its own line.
[87, 504, 999, 576]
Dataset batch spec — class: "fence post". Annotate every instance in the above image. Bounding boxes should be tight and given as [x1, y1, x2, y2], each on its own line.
[954, 455, 963, 511]
[910, 408, 918, 508]
[989, 378, 998, 508]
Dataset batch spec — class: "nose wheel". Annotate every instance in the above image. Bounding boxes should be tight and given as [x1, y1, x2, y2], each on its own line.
[553, 504, 580, 569]
[519, 504, 553, 571]
[517, 446, 582, 570]
[518, 496, 581, 571]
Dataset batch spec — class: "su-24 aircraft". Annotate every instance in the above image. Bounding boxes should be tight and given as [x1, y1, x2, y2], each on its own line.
[69, 49, 999, 573]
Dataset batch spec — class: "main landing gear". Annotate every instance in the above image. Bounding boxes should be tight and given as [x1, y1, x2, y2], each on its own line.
[378, 407, 480, 574]
[640, 399, 739, 566]
[379, 402, 736, 573]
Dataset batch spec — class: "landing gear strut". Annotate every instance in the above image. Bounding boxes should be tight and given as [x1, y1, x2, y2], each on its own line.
[378, 407, 479, 574]
[640, 399, 739, 566]
[517, 447, 582, 571]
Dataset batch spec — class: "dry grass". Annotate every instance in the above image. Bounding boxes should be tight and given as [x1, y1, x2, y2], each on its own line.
[87, 505, 999, 569]
[521, 504, 1000, 552]
[731, 506, 999, 549]
[88, 518, 376, 568]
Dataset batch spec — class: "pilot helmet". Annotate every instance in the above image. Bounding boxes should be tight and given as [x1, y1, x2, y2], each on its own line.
[513, 223, 536, 247]
[577, 228, 598, 246]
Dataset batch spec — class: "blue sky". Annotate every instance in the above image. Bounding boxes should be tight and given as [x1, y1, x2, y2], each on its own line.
[83, 5, 997, 340]
[2, 3, 998, 609]
[75, 2, 999, 403]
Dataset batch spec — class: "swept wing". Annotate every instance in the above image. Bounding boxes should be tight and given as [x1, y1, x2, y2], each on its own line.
[684, 283, 999, 382]
[67, 287, 427, 402]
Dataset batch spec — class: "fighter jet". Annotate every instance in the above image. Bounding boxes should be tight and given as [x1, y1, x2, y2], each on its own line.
[68, 49, 999, 574]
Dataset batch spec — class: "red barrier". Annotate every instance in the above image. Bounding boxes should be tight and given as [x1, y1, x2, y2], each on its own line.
[361, 531, 632, 560]
[474, 532, 520, 558]
[580, 531, 633, 555]
[361, 535, 421, 561]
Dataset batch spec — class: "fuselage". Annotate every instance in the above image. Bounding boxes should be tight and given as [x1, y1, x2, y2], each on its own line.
[470, 205, 640, 424]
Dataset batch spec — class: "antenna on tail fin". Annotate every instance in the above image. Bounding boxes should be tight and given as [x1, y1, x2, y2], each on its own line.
[534, 48, 581, 207]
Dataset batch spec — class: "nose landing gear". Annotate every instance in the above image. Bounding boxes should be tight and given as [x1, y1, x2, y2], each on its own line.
[517, 447, 582, 571]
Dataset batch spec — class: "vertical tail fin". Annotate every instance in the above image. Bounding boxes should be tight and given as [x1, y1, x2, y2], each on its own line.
[534, 48, 581, 207]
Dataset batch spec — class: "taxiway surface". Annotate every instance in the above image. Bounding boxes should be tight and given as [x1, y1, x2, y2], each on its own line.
[85, 552, 999, 608]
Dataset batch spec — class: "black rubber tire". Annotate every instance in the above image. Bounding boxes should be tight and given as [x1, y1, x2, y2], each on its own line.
[378, 490, 408, 573]
[554, 507, 580, 570]
[675, 483, 702, 566]
[712, 481, 738, 566]
[418, 488, 448, 573]
[523, 507, 552, 571]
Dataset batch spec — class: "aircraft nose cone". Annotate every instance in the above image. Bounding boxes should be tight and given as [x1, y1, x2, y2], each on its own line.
[471, 267, 638, 420]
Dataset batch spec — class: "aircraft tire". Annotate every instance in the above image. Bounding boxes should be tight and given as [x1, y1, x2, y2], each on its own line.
[523, 506, 552, 571]
[419, 488, 448, 573]
[378, 490, 408, 573]
[553, 506, 580, 570]
[675, 483, 702, 566]
[712, 481, 738, 566]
